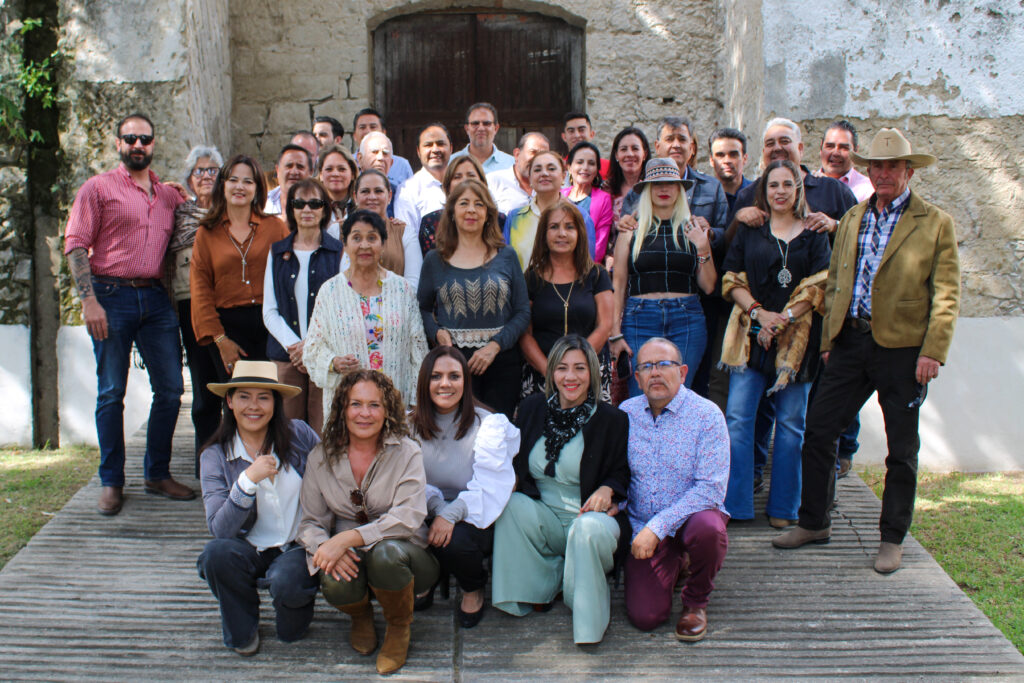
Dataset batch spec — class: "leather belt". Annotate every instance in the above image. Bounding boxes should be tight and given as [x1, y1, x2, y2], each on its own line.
[93, 275, 161, 288]
[844, 317, 872, 334]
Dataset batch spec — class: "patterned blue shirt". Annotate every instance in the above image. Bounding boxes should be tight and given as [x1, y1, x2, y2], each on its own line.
[850, 188, 911, 319]
[620, 387, 729, 541]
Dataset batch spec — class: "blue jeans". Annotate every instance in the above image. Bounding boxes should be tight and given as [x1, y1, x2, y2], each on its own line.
[724, 369, 811, 520]
[197, 539, 318, 648]
[91, 280, 183, 487]
[623, 296, 706, 397]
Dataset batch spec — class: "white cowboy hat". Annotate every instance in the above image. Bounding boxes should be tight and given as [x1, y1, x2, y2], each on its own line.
[850, 128, 937, 168]
[207, 360, 302, 398]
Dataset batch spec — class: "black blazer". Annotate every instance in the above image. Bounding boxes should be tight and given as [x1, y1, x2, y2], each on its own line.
[513, 394, 631, 546]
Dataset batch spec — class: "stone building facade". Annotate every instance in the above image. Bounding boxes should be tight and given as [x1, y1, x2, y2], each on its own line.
[1, 0, 1022, 452]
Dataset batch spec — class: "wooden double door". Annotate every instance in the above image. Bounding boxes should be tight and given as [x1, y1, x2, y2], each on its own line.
[373, 11, 584, 164]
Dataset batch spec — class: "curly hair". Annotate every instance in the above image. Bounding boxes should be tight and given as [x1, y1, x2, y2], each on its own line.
[321, 370, 409, 464]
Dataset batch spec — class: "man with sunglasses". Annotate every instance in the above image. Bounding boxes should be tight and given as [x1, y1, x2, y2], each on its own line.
[64, 112, 196, 516]
[619, 338, 729, 642]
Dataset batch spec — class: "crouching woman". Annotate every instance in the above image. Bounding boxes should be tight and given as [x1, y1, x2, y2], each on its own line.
[297, 370, 438, 675]
[196, 360, 321, 656]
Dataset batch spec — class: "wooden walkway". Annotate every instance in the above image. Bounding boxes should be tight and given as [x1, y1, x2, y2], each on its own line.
[1, 403, 1022, 682]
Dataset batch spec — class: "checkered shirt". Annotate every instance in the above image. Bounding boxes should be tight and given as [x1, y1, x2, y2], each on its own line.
[849, 188, 911, 319]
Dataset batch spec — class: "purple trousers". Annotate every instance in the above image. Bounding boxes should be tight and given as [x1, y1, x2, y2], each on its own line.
[624, 509, 729, 631]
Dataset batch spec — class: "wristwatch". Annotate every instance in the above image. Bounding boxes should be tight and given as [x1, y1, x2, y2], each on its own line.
[750, 308, 759, 320]
[786, 308, 795, 323]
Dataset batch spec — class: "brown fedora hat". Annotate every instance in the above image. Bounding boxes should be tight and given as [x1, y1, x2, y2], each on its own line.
[851, 128, 937, 168]
[633, 157, 696, 193]
[207, 360, 302, 398]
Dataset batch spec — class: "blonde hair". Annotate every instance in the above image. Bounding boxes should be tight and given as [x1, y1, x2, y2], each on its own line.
[632, 182, 692, 263]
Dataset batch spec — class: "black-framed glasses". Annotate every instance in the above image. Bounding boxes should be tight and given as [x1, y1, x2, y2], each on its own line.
[289, 198, 327, 210]
[636, 360, 682, 374]
[907, 382, 928, 409]
[119, 134, 154, 146]
[191, 167, 219, 177]
[350, 489, 369, 524]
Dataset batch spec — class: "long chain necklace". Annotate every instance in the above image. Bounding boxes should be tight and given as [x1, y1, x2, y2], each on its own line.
[551, 279, 575, 335]
[228, 224, 256, 285]
[772, 224, 794, 287]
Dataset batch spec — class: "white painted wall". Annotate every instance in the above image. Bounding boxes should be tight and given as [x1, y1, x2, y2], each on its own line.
[762, 0, 1024, 119]
[856, 317, 1024, 472]
[58, 325, 154, 447]
[0, 325, 32, 446]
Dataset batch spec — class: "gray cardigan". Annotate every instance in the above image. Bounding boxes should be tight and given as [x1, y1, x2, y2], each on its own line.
[199, 420, 320, 539]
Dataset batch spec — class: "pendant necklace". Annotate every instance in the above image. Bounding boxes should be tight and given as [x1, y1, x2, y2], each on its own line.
[551, 279, 575, 335]
[774, 229, 793, 288]
[229, 224, 256, 285]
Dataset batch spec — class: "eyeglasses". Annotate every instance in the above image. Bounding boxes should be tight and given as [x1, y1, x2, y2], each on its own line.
[907, 382, 928, 409]
[350, 489, 369, 524]
[119, 134, 154, 146]
[191, 167, 219, 177]
[467, 121, 495, 128]
[636, 360, 682, 374]
[289, 198, 326, 210]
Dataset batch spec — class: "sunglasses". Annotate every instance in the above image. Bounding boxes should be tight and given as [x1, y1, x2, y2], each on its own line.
[119, 134, 154, 146]
[907, 382, 928, 409]
[350, 489, 369, 525]
[289, 198, 326, 210]
[191, 167, 219, 177]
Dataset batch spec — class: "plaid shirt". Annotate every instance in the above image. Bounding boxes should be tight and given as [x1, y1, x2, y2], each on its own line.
[849, 188, 911, 319]
[64, 164, 183, 279]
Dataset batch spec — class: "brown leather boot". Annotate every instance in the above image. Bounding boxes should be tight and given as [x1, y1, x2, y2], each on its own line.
[334, 593, 377, 655]
[97, 486, 124, 516]
[372, 580, 414, 674]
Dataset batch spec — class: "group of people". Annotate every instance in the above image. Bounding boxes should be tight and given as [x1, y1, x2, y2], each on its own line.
[63, 102, 960, 672]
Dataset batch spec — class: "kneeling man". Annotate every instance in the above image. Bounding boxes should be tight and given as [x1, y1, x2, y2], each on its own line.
[620, 338, 729, 641]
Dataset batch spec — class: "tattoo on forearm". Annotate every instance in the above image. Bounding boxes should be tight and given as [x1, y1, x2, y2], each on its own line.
[68, 248, 94, 299]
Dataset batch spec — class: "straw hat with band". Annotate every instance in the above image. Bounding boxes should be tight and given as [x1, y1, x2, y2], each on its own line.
[850, 128, 937, 168]
[208, 360, 302, 398]
[633, 157, 696, 193]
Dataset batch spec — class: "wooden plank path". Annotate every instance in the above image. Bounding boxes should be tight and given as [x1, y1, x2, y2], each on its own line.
[1, 401, 1022, 682]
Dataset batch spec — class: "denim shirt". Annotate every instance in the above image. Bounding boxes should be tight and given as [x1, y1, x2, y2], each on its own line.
[266, 230, 343, 362]
[199, 420, 320, 540]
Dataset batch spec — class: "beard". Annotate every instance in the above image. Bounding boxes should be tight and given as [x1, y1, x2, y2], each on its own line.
[120, 149, 153, 171]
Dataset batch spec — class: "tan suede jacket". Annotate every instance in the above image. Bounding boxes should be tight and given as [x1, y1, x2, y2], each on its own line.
[822, 191, 961, 364]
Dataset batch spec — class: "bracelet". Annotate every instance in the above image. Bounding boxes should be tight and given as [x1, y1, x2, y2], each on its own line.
[746, 302, 762, 316]
[214, 334, 226, 345]
[608, 334, 624, 343]
[786, 308, 795, 323]
[696, 252, 712, 264]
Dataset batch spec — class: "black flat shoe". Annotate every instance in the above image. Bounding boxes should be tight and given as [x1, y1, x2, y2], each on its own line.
[457, 603, 485, 628]
[414, 584, 436, 612]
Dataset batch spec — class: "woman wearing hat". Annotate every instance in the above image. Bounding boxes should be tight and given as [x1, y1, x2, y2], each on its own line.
[196, 360, 322, 657]
[609, 158, 717, 396]
[297, 370, 438, 675]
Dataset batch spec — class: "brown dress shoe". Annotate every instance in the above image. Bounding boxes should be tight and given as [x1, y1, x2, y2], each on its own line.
[144, 478, 196, 501]
[98, 486, 124, 516]
[675, 606, 707, 642]
[772, 525, 831, 549]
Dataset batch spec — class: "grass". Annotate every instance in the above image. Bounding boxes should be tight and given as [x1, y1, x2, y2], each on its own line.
[0, 445, 97, 570]
[860, 467, 1024, 654]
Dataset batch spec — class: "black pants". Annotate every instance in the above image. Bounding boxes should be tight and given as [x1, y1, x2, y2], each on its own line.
[431, 522, 494, 593]
[210, 305, 269, 381]
[798, 324, 922, 543]
[178, 299, 222, 472]
[457, 346, 521, 419]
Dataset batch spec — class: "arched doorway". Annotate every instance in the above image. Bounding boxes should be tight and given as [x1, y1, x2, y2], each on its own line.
[373, 10, 584, 161]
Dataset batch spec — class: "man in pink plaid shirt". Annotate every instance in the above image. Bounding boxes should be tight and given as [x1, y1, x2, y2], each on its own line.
[64, 112, 196, 515]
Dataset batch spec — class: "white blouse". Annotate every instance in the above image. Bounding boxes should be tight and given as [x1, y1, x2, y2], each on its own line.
[232, 433, 303, 551]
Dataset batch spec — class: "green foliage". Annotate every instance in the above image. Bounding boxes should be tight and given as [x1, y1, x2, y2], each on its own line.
[0, 17, 59, 144]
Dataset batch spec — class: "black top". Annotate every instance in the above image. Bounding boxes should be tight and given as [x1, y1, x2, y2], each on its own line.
[722, 221, 831, 379]
[525, 265, 612, 356]
[627, 219, 700, 296]
[727, 165, 858, 239]
[513, 394, 631, 554]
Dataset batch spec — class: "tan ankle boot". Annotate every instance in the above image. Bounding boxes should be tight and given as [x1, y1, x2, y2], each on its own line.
[371, 580, 414, 674]
[335, 593, 377, 655]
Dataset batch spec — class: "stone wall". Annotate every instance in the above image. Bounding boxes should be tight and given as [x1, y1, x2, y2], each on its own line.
[226, 0, 725, 168]
[0, 0, 34, 325]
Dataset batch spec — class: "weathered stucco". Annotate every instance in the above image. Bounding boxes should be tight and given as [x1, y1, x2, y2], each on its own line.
[226, 0, 725, 164]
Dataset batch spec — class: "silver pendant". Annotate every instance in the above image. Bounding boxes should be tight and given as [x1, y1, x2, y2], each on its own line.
[777, 267, 792, 287]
